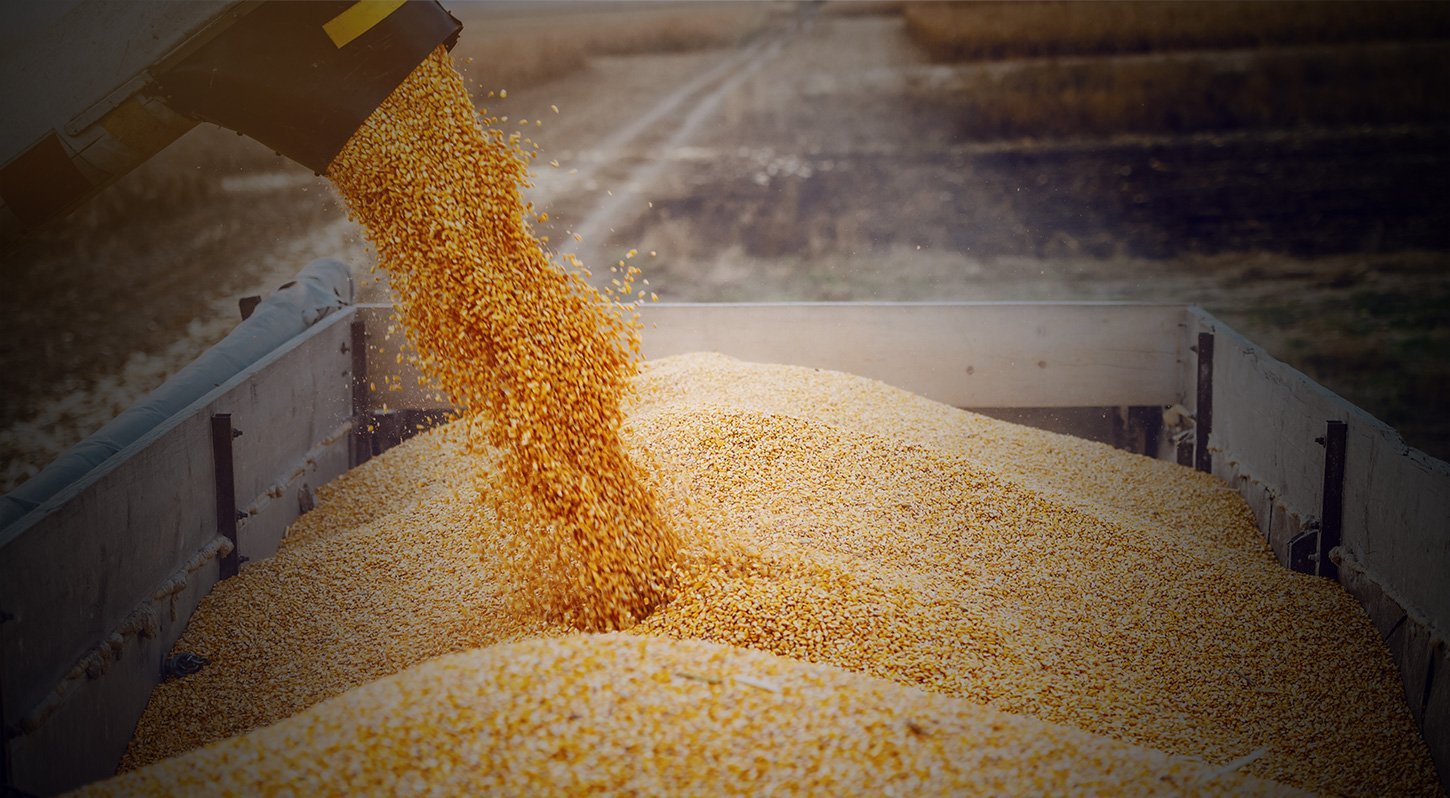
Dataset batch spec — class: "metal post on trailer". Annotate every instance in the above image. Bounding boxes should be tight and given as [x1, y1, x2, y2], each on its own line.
[349, 318, 372, 466]
[1316, 420, 1348, 581]
[1, 635, 11, 796]
[1111, 406, 1163, 457]
[1288, 420, 1349, 578]
[210, 414, 242, 580]
[1194, 331, 1215, 473]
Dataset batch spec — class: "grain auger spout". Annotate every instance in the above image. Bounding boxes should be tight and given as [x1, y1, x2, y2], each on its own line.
[0, 0, 462, 235]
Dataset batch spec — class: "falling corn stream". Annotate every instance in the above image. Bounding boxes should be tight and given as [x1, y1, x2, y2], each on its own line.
[328, 47, 677, 633]
[90, 47, 1443, 797]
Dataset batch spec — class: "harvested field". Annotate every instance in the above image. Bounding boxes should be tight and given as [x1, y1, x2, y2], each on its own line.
[903, 1, 1450, 61]
[3, 0, 1448, 481]
[925, 44, 1450, 140]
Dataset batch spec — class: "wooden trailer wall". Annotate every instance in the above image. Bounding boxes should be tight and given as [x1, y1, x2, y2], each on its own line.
[361, 301, 1190, 446]
[0, 311, 358, 796]
[2, 302, 1446, 794]
[1184, 307, 1450, 778]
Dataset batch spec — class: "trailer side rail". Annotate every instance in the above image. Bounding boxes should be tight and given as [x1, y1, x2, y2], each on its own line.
[4, 302, 1446, 792]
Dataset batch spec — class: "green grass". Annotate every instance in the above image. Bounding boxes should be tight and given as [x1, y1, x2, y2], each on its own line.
[1218, 278, 1450, 458]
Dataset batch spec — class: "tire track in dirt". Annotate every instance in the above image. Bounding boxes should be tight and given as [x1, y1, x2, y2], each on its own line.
[0, 14, 800, 492]
[529, 13, 804, 266]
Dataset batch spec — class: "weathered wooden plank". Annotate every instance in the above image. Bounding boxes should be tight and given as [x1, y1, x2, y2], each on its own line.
[1200, 316, 1340, 531]
[1337, 551, 1449, 783]
[1346, 434, 1450, 638]
[359, 301, 1189, 411]
[1, 309, 357, 795]
[1227, 471, 1276, 548]
[0, 408, 216, 734]
[226, 315, 351, 506]
[222, 316, 353, 563]
[235, 424, 351, 563]
[8, 543, 223, 796]
[636, 302, 1186, 408]
[1426, 642, 1450, 787]
[1191, 308, 1449, 631]
[1190, 307, 1450, 784]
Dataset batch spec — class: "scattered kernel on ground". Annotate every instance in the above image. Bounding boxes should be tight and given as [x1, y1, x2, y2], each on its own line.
[121, 355, 1441, 796]
[328, 45, 675, 633]
[88, 635, 1308, 797]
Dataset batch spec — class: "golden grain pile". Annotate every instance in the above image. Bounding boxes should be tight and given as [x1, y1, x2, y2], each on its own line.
[328, 46, 675, 633]
[104, 41, 1443, 797]
[114, 354, 1442, 795]
[94, 635, 1306, 796]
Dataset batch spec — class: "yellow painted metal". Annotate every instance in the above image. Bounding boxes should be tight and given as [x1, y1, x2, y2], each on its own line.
[322, 0, 406, 48]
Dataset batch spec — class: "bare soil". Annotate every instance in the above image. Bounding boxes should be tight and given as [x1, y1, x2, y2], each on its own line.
[2, 5, 1447, 491]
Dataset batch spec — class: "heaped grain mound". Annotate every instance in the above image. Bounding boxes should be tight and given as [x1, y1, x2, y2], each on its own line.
[121, 354, 1441, 795]
[327, 47, 676, 632]
[89, 634, 1308, 797]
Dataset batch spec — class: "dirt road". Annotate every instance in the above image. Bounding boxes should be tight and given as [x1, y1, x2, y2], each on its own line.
[3, 4, 1446, 490]
[505, 8, 1447, 457]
